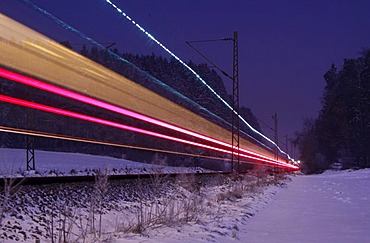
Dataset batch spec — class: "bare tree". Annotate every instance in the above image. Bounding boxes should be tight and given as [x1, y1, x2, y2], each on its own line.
[89, 168, 109, 238]
[0, 176, 25, 226]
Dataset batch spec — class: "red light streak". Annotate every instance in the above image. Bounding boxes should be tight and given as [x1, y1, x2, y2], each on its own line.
[0, 94, 228, 153]
[0, 68, 227, 144]
[0, 94, 298, 170]
[0, 125, 232, 162]
[0, 68, 297, 169]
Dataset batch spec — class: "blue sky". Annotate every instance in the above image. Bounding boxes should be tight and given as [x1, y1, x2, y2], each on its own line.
[2, 0, 370, 146]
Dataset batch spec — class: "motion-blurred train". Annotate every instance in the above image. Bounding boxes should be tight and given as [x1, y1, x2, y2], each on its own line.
[0, 14, 299, 171]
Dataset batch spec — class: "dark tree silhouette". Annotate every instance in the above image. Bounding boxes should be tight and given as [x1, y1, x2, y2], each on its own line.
[296, 49, 370, 173]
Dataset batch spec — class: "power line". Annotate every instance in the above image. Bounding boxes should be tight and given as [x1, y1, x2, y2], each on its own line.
[103, 0, 295, 163]
[186, 40, 232, 80]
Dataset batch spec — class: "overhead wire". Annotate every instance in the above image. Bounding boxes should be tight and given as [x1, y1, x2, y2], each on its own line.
[17, 0, 274, 153]
[103, 0, 295, 163]
[7, 1, 297, 166]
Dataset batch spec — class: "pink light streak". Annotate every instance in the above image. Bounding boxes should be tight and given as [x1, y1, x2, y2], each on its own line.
[0, 93, 298, 170]
[0, 68, 298, 169]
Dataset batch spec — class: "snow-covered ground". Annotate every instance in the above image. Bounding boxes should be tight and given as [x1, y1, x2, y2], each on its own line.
[1, 148, 369, 242]
[0, 149, 285, 242]
[115, 169, 370, 243]
[242, 169, 370, 243]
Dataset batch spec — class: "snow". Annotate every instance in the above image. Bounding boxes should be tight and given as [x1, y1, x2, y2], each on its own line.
[1, 148, 370, 242]
[113, 169, 370, 243]
[0, 148, 208, 176]
[241, 169, 370, 243]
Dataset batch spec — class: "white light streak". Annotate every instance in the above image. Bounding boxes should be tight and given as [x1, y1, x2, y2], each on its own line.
[104, 0, 294, 161]
[22, 0, 293, 163]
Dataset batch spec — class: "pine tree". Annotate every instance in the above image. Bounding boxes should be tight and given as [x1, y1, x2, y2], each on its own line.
[298, 49, 370, 172]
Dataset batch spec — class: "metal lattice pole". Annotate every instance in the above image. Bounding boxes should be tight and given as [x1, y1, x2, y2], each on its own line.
[26, 134, 35, 170]
[186, 32, 240, 172]
[26, 88, 35, 171]
[231, 31, 240, 173]
[272, 112, 278, 172]
[273, 112, 278, 160]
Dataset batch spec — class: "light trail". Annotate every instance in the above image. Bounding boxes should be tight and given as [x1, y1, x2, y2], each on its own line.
[0, 67, 290, 165]
[0, 126, 271, 168]
[0, 94, 231, 155]
[0, 94, 298, 170]
[104, 0, 295, 163]
[0, 13, 298, 170]
[0, 9, 284, 165]
[0, 13, 273, 162]
[0, 125, 233, 163]
[18, 1, 285, 159]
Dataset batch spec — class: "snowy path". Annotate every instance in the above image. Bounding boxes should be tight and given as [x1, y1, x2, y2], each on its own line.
[113, 170, 370, 243]
[242, 170, 370, 243]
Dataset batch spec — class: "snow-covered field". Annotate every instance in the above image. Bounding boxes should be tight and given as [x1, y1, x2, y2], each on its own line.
[1, 148, 369, 242]
[0, 164, 286, 242]
[242, 169, 370, 243]
[116, 169, 370, 243]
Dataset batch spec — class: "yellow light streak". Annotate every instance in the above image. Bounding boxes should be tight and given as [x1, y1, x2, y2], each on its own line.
[0, 14, 284, 164]
[25, 41, 65, 60]
[0, 125, 234, 163]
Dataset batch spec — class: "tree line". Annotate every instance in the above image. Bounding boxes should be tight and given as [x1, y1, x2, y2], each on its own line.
[296, 49, 370, 174]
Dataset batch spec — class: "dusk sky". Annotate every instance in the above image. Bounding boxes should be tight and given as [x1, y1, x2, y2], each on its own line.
[2, 0, 370, 148]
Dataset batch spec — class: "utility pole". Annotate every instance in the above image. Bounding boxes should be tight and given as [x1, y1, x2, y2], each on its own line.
[272, 112, 278, 161]
[26, 87, 35, 171]
[186, 31, 240, 173]
[285, 134, 289, 163]
[231, 31, 240, 173]
[26, 130, 35, 170]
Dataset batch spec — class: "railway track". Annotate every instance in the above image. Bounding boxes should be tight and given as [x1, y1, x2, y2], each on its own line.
[0, 171, 236, 186]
